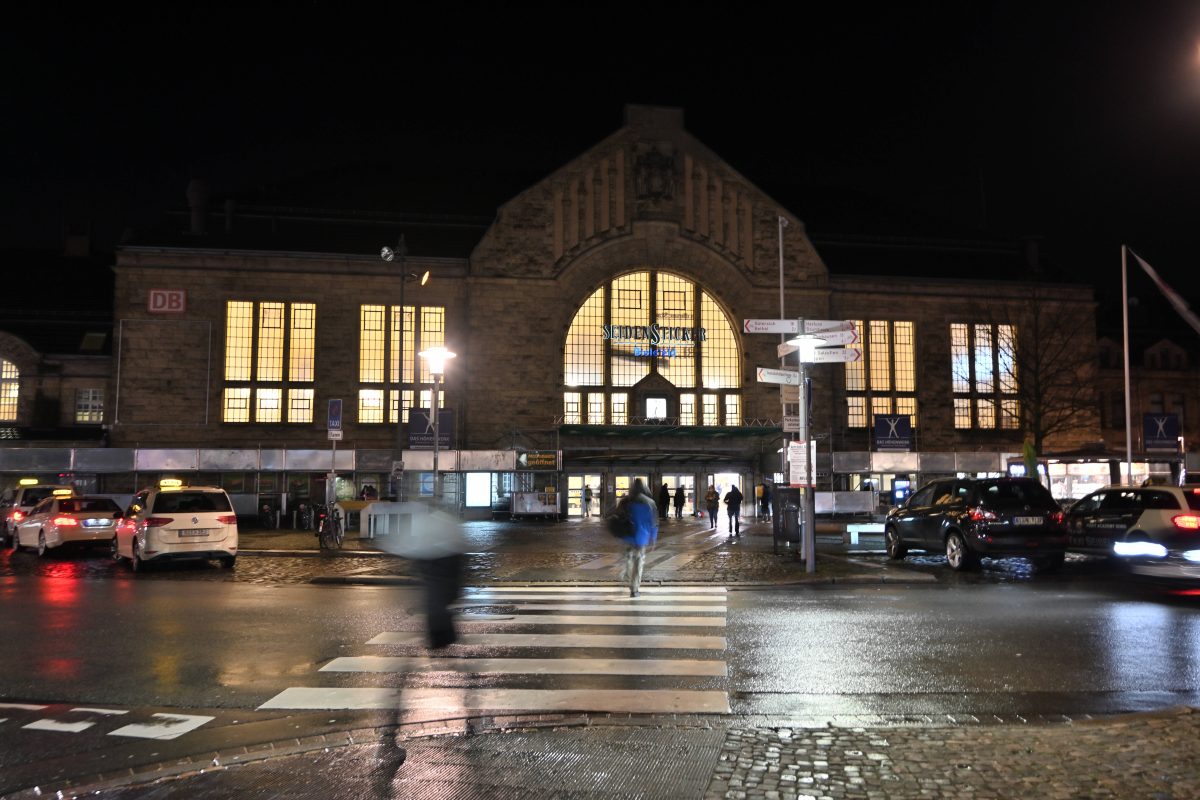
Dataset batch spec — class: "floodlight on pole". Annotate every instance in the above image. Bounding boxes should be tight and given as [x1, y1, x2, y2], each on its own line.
[418, 347, 456, 500]
[379, 234, 431, 500]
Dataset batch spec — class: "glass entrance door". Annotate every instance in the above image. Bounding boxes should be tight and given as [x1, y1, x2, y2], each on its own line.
[566, 474, 603, 517]
[661, 474, 695, 517]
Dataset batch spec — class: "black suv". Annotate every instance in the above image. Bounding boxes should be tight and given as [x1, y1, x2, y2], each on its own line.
[884, 477, 1067, 571]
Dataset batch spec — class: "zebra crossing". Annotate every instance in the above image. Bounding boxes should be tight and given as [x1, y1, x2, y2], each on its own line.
[259, 585, 731, 716]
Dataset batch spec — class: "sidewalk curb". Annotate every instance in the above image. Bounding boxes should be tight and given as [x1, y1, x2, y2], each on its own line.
[18, 706, 1197, 799]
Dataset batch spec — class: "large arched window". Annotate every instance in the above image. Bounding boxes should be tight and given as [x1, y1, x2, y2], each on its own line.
[0, 359, 18, 421]
[563, 271, 741, 426]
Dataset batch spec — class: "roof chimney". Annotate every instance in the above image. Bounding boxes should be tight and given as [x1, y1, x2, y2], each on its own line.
[186, 179, 209, 235]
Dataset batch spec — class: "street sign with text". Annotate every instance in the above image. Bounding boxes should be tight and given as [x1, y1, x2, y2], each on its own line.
[756, 367, 802, 385]
[782, 415, 800, 432]
[800, 320, 854, 334]
[807, 347, 863, 364]
[812, 328, 860, 346]
[744, 319, 799, 334]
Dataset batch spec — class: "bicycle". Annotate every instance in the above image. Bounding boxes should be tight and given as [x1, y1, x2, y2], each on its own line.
[297, 502, 315, 531]
[317, 505, 344, 550]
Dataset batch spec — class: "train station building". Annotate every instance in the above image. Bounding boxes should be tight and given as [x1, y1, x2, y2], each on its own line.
[2, 105, 1132, 517]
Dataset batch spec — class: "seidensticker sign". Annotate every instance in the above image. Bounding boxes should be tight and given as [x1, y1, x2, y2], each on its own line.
[602, 324, 707, 358]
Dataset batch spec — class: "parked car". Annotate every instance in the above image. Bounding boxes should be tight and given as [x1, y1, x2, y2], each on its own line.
[1065, 484, 1200, 581]
[112, 483, 238, 571]
[884, 477, 1068, 571]
[2, 483, 74, 547]
[13, 495, 122, 556]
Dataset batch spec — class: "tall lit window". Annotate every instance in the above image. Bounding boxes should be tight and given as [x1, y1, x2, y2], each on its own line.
[564, 392, 581, 424]
[951, 323, 1019, 429]
[561, 271, 741, 426]
[223, 301, 316, 423]
[844, 320, 917, 428]
[74, 388, 104, 424]
[357, 304, 446, 423]
[610, 393, 628, 425]
[0, 360, 19, 421]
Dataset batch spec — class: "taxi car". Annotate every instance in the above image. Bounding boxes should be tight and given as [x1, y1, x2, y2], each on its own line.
[13, 495, 122, 556]
[112, 482, 238, 571]
[2, 482, 75, 547]
[1065, 484, 1200, 580]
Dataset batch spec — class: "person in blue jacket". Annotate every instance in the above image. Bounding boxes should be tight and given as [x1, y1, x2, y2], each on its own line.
[618, 478, 659, 597]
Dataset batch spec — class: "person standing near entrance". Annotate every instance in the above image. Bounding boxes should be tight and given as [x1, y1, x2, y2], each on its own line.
[658, 483, 670, 519]
[704, 484, 720, 529]
[583, 485, 593, 517]
[673, 486, 685, 519]
[724, 484, 744, 537]
[617, 479, 658, 597]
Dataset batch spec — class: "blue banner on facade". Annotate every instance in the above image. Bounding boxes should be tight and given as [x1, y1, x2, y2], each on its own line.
[1143, 413, 1180, 451]
[874, 414, 912, 452]
[408, 409, 454, 450]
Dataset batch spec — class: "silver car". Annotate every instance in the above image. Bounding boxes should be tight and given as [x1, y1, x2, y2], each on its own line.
[1065, 484, 1200, 580]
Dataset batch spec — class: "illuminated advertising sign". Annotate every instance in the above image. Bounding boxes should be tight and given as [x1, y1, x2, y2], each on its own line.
[602, 324, 707, 358]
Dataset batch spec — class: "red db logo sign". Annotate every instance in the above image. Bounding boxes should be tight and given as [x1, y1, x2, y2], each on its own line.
[148, 289, 187, 314]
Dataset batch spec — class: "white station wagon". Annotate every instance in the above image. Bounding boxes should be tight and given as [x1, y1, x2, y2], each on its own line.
[113, 484, 238, 571]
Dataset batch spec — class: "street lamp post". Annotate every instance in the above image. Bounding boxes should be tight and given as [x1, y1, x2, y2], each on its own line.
[418, 346, 456, 500]
[380, 235, 430, 500]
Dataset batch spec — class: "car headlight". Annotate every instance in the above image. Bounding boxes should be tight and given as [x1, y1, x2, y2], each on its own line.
[1113, 541, 1168, 558]
[1183, 550, 1200, 563]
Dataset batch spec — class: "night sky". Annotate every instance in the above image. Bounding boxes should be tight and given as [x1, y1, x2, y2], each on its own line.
[6, 3, 1200, 325]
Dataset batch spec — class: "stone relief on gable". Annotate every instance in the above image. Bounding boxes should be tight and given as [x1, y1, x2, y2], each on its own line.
[634, 143, 677, 203]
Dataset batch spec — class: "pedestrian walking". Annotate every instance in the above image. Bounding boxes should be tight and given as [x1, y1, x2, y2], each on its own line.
[658, 483, 670, 519]
[673, 486, 685, 519]
[583, 485, 593, 517]
[704, 484, 720, 529]
[760, 483, 772, 521]
[617, 479, 659, 597]
[724, 484, 744, 537]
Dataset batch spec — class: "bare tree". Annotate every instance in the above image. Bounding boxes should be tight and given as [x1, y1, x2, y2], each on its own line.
[986, 287, 1099, 456]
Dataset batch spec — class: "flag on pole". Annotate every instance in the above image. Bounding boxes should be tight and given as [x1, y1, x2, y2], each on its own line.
[1132, 251, 1200, 337]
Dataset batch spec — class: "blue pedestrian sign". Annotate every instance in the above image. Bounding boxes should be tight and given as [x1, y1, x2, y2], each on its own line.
[874, 414, 912, 452]
[1143, 413, 1179, 451]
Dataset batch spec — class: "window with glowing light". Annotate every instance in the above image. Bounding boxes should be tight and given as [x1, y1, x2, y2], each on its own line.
[561, 271, 741, 426]
[223, 301, 316, 423]
[843, 320, 917, 428]
[357, 304, 446, 423]
[950, 323, 1019, 429]
[0, 360, 19, 421]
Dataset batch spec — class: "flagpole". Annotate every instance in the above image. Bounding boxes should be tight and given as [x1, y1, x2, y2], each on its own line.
[1122, 244, 1133, 484]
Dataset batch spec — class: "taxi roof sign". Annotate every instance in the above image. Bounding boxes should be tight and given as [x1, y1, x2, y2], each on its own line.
[19, 478, 39, 486]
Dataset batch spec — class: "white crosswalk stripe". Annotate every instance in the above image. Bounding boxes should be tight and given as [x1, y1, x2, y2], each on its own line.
[259, 584, 732, 715]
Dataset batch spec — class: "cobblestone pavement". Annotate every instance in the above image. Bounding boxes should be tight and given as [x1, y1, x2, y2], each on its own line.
[707, 708, 1199, 799]
[81, 708, 1200, 799]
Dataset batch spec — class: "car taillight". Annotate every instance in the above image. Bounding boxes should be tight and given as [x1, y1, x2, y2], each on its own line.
[1049, 511, 1065, 526]
[1172, 514, 1200, 530]
[11, 511, 24, 522]
[144, 517, 174, 528]
[52, 516, 79, 527]
[968, 507, 997, 522]
[217, 515, 237, 525]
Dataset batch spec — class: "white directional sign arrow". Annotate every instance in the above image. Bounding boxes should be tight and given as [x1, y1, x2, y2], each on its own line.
[806, 347, 863, 364]
[800, 320, 855, 334]
[756, 367, 802, 385]
[813, 328, 860, 346]
[744, 319, 799, 335]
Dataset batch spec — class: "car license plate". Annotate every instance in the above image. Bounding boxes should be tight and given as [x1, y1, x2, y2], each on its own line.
[82, 519, 112, 528]
[1014, 516, 1043, 526]
[177, 529, 211, 537]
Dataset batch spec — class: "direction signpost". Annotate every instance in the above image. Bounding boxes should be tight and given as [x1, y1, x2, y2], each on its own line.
[750, 318, 860, 574]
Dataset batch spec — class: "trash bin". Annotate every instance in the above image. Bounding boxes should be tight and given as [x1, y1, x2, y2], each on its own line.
[772, 488, 801, 554]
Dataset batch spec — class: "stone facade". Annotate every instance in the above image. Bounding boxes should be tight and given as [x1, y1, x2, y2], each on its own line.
[93, 105, 1104, 480]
